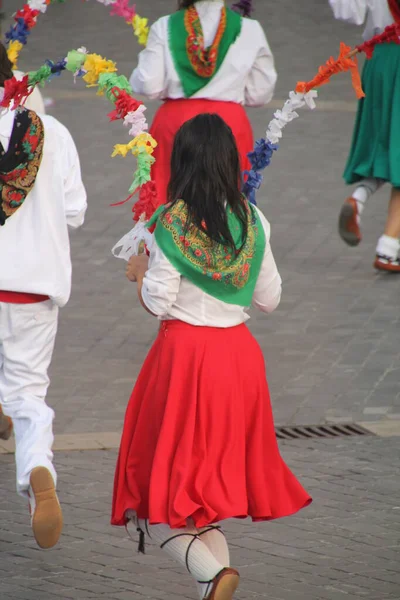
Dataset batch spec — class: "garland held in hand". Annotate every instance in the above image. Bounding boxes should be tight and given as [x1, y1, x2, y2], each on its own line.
[0, 47, 157, 207]
[244, 23, 400, 206]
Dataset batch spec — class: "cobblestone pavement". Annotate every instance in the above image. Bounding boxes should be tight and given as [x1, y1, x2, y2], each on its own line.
[1, 437, 400, 600]
[1, 0, 400, 598]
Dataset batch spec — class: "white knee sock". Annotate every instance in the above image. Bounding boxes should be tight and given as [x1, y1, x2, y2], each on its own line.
[198, 526, 230, 567]
[376, 235, 400, 260]
[138, 520, 223, 599]
[352, 177, 384, 216]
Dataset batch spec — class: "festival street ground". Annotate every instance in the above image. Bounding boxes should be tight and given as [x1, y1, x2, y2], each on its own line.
[1, 0, 400, 598]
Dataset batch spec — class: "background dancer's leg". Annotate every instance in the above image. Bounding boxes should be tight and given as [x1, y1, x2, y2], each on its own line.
[375, 187, 400, 272]
[0, 300, 63, 548]
[339, 178, 384, 247]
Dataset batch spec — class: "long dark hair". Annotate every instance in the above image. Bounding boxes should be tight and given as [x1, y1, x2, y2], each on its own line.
[0, 42, 13, 87]
[177, 0, 196, 8]
[167, 113, 247, 249]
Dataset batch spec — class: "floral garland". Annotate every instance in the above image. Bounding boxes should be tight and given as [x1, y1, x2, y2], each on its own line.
[185, 5, 227, 78]
[5, 0, 64, 69]
[243, 23, 400, 205]
[5, 0, 149, 71]
[90, 0, 149, 47]
[0, 47, 158, 207]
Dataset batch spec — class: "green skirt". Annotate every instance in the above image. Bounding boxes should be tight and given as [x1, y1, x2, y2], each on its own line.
[344, 43, 400, 187]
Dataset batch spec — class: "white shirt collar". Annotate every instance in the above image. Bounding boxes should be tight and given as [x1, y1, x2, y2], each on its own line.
[0, 108, 16, 152]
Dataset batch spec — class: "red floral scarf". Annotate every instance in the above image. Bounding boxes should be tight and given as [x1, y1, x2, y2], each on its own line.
[0, 108, 44, 226]
[388, 0, 400, 24]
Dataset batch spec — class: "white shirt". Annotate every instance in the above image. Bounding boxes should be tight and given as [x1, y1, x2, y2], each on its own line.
[14, 70, 45, 114]
[142, 207, 282, 327]
[0, 109, 87, 307]
[329, 0, 393, 39]
[131, 0, 277, 106]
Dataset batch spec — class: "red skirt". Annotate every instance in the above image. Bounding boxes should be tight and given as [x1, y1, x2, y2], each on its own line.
[112, 321, 312, 528]
[142, 99, 254, 207]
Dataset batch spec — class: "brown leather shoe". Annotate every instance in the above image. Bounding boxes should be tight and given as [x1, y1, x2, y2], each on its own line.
[206, 568, 240, 600]
[338, 197, 362, 246]
[374, 254, 400, 272]
[29, 467, 63, 549]
[0, 406, 12, 441]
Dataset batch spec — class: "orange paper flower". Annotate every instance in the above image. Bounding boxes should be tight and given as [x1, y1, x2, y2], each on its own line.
[296, 42, 364, 99]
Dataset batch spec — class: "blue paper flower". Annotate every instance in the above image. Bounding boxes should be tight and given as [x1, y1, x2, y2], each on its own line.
[242, 170, 263, 205]
[5, 19, 30, 45]
[247, 138, 279, 172]
[45, 59, 67, 78]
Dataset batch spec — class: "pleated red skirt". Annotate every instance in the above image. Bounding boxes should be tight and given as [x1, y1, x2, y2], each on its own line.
[142, 99, 254, 207]
[112, 321, 312, 528]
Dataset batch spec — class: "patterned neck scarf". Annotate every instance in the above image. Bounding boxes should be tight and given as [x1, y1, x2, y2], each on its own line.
[388, 0, 400, 23]
[0, 108, 44, 226]
[147, 200, 266, 306]
[168, 6, 242, 98]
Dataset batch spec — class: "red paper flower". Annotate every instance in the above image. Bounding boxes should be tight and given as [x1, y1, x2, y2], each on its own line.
[131, 181, 159, 221]
[1, 75, 32, 110]
[108, 89, 143, 121]
[15, 5, 39, 29]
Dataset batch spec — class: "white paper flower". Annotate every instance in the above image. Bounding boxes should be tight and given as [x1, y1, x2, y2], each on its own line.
[27, 0, 48, 13]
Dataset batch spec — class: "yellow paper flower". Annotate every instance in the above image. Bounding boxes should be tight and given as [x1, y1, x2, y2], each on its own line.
[132, 133, 157, 156]
[112, 141, 135, 158]
[111, 133, 157, 159]
[132, 14, 149, 47]
[83, 53, 117, 87]
[7, 41, 24, 69]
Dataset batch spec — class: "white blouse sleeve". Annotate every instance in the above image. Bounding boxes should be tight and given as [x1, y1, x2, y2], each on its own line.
[130, 18, 167, 100]
[244, 21, 277, 107]
[328, 0, 368, 25]
[141, 240, 181, 317]
[252, 208, 282, 313]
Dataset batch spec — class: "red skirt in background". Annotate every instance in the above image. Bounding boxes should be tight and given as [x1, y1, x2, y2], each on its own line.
[112, 321, 312, 529]
[142, 99, 254, 207]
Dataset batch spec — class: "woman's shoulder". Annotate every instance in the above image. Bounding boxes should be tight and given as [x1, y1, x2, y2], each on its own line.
[239, 16, 267, 40]
[148, 15, 170, 38]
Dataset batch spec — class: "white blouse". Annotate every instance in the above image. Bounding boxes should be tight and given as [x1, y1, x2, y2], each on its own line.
[141, 207, 282, 327]
[130, 0, 277, 106]
[329, 0, 393, 40]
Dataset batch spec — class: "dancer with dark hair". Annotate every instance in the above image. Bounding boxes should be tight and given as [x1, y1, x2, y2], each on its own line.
[0, 41, 87, 548]
[112, 114, 311, 600]
[331, 0, 400, 271]
[131, 0, 277, 206]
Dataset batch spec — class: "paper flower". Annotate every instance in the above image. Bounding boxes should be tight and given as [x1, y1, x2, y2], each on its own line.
[16, 5, 40, 28]
[27, 0, 48, 12]
[107, 90, 142, 121]
[132, 14, 149, 46]
[5, 19, 31, 45]
[97, 72, 132, 100]
[112, 133, 157, 158]
[247, 139, 278, 171]
[124, 104, 148, 137]
[296, 42, 364, 99]
[132, 181, 158, 221]
[83, 53, 117, 87]
[242, 170, 263, 205]
[110, 0, 136, 22]
[28, 64, 52, 87]
[1, 75, 32, 109]
[7, 40, 24, 68]
[130, 147, 155, 190]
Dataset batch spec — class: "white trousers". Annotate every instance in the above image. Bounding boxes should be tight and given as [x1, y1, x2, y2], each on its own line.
[0, 300, 59, 497]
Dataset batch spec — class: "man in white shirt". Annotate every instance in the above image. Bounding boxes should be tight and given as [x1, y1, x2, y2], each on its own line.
[0, 42, 87, 549]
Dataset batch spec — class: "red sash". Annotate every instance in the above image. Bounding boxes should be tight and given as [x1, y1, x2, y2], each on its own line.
[0, 291, 49, 304]
[388, 0, 400, 24]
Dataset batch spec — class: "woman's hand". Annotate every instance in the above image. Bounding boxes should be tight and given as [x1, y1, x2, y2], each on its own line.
[126, 254, 149, 282]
